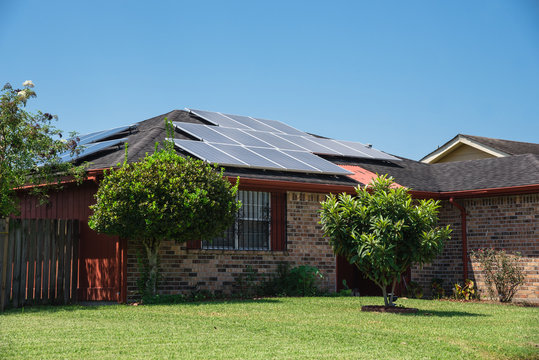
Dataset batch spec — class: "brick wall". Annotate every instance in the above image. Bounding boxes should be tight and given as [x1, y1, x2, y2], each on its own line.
[412, 193, 539, 303]
[126, 191, 336, 300]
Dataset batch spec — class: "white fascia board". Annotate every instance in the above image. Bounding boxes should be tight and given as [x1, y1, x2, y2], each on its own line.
[421, 135, 509, 163]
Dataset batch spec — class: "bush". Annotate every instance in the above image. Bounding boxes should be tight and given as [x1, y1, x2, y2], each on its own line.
[431, 278, 445, 299]
[260, 263, 324, 296]
[471, 248, 525, 302]
[453, 279, 476, 300]
[405, 281, 423, 299]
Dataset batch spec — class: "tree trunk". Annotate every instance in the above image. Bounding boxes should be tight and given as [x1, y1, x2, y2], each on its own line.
[143, 238, 161, 297]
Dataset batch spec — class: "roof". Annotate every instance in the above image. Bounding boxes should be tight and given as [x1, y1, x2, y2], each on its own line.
[72, 110, 539, 195]
[459, 135, 539, 156]
[421, 134, 539, 163]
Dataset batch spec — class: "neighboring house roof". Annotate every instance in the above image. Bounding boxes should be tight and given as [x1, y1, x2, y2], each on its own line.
[421, 134, 539, 164]
[68, 110, 539, 195]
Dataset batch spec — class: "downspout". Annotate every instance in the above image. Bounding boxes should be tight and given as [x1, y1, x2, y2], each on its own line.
[449, 198, 468, 280]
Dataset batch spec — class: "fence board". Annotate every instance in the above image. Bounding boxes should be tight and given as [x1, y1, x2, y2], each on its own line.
[27, 220, 36, 305]
[56, 220, 65, 305]
[12, 221, 22, 308]
[71, 221, 79, 303]
[42, 220, 50, 304]
[50, 220, 57, 301]
[3, 221, 15, 310]
[0, 219, 8, 312]
[35, 219, 43, 302]
[19, 221, 29, 305]
[63, 220, 72, 305]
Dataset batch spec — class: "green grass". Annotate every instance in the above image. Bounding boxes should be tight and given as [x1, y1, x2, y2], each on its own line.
[1, 297, 538, 359]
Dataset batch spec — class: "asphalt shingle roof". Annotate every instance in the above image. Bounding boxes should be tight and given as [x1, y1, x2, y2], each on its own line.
[461, 134, 539, 156]
[81, 110, 539, 193]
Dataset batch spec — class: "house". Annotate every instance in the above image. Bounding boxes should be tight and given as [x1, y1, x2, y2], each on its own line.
[421, 134, 539, 163]
[16, 109, 539, 303]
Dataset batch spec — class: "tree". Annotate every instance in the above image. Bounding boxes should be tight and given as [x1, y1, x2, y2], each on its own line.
[88, 145, 241, 296]
[320, 175, 451, 307]
[0, 81, 83, 217]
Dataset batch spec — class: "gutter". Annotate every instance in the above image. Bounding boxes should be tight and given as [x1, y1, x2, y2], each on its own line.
[449, 198, 468, 281]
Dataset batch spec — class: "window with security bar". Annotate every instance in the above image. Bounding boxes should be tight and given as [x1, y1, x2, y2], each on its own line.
[202, 190, 271, 250]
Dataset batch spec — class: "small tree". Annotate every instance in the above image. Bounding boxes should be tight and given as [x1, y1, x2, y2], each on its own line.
[88, 145, 241, 296]
[0, 81, 82, 217]
[320, 175, 452, 307]
[471, 248, 525, 302]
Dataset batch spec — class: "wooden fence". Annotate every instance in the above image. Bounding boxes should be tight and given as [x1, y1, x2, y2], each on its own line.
[0, 218, 79, 311]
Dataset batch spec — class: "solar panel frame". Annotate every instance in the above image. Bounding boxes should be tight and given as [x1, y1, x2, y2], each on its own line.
[213, 127, 274, 147]
[212, 144, 285, 169]
[248, 147, 322, 172]
[276, 134, 342, 155]
[310, 138, 374, 158]
[253, 118, 306, 135]
[173, 140, 247, 166]
[173, 122, 241, 144]
[223, 114, 281, 133]
[281, 150, 353, 175]
[188, 109, 253, 129]
[337, 140, 401, 161]
[59, 138, 128, 163]
[76, 124, 136, 145]
[244, 130, 308, 151]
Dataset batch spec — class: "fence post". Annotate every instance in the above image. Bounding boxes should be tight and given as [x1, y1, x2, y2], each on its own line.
[71, 220, 79, 304]
[0, 219, 8, 312]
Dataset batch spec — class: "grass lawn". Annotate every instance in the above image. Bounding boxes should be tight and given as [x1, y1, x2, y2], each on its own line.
[0, 297, 538, 359]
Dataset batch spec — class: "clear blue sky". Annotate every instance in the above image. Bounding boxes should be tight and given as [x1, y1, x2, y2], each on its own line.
[2, 1, 538, 160]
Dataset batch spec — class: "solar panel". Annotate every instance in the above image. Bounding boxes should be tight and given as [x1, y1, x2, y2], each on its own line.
[173, 122, 240, 144]
[254, 118, 306, 136]
[173, 140, 247, 166]
[276, 134, 341, 155]
[337, 140, 400, 161]
[244, 130, 307, 151]
[310, 138, 372, 157]
[223, 114, 282, 133]
[248, 147, 321, 172]
[212, 144, 284, 169]
[59, 138, 127, 163]
[76, 125, 136, 145]
[214, 127, 273, 147]
[282, 150, 352, 175]
[188, 109, 251, 129]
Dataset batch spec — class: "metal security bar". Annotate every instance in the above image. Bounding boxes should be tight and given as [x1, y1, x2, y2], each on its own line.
[202, 191, 270, 250]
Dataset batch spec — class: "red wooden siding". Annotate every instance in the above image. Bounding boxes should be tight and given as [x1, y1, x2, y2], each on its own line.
[15, 181, 125, 302]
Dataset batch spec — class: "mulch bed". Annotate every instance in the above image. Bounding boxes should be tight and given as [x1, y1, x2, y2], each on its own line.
[361, 305, 418, 314]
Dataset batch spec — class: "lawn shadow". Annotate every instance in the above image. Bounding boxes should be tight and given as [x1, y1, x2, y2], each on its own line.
[0, 298, 283, 315]
[142, 298, 283, 307]
[402, 309, 489, 317]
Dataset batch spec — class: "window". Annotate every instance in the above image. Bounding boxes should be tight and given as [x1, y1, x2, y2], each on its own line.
[202, 190, 271, 250]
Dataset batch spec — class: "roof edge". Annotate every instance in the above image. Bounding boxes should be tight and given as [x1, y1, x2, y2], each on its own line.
[420, 134, 509, 163]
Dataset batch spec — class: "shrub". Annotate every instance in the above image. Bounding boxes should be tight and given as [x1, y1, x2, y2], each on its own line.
[260, 263, 324, 296]
[471, 248, 525, 302]
[431, 278, 445, 299]
[405, 281, 423, 299]
[453, 279, 476, 300]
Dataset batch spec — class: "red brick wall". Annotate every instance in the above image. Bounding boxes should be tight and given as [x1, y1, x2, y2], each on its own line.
[412, 193, 539, 303]
[126, 191, 336, 300]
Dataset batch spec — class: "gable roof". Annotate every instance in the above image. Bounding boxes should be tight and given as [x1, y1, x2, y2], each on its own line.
[421, 134, 539, 163]
[460, 135, 539, 156]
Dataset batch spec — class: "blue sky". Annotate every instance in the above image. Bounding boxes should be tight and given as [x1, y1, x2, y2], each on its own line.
[2, 1, 538, 160]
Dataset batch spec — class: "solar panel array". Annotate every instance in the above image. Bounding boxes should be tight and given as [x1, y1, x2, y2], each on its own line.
[58, 124, 136, 163]
[170, 109, 398, 175]
[173, 140, 350, 175]
[59, 138, 128, 163]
